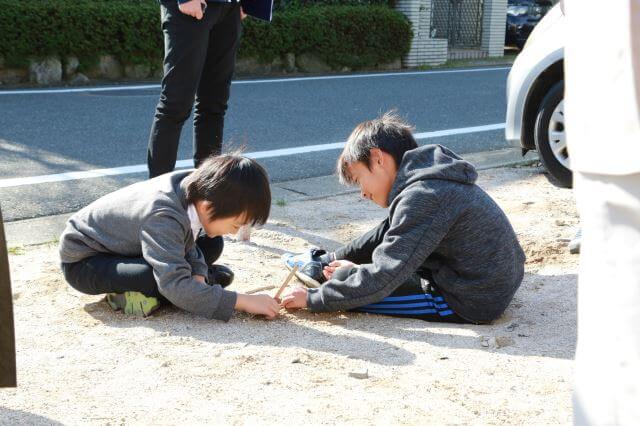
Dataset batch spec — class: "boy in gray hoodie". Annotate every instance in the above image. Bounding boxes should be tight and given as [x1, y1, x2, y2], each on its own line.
[59, 155, 279, 320]
[281, 113, 525, 324]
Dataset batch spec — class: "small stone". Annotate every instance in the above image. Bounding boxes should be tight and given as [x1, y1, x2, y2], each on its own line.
[506, 323, 519, 332]
[439, 357, 449, 360]
[291, 358, 301, 364]
[555, 219, 567, 226]
[160, 361, 171, 367]
[494, 336, 515, 348]
[523, 201, 535, 205]
[480, 336, 490, 347]
[348, 369, 369, 379]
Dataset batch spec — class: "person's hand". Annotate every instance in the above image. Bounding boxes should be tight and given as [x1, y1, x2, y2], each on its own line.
[235, 294, 280, 319]
[179, 0, 206, 20]
[193, 274, 206, 283]
[280, 286, 308, 310]
[240, 7, 247, 20]
[322, 260, 357, 280]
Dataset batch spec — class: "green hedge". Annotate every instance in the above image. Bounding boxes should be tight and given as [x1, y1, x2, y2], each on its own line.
[0, 0, 411, 70]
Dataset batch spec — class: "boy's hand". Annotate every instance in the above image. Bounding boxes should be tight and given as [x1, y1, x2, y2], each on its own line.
[280, 286, 308, 309]
[235, 294, 279, 319]
[322, 260, 357, 280]
[179, 0, 206, 20]
[193, 274, 206, 283]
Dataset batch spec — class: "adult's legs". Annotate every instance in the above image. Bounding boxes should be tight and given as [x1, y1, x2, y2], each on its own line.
[333, 218, 390, 265]
[193, 4, 242, 166]
[147, 1, 222, 178]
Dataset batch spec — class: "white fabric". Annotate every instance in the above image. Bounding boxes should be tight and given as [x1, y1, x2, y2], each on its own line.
[564, 0, 640, 175]
[573, 172, 640, 425]
[187, 204, 203, 243]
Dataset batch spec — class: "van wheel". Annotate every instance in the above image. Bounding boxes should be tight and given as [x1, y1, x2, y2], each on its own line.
[534, 81, 572, 188]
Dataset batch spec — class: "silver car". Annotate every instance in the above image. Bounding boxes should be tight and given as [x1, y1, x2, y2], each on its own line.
[505, 4, 568, 187]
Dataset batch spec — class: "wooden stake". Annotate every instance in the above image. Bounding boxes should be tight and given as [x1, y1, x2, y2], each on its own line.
[274, 266, 298, 300]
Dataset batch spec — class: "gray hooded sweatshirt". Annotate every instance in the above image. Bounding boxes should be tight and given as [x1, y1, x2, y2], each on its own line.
[307, 144, 526, 323]
[59, 171, 237, 321]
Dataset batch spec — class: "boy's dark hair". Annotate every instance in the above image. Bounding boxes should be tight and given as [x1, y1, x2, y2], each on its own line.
[184, 154, 271, 226]
[337, 111, 417, 185]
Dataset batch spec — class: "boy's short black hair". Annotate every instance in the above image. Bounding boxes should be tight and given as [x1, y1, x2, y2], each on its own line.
[184, 154, 271, 226]
[337, 111, 417, 185]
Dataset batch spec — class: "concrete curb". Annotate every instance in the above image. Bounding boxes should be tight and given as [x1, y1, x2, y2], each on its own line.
[4, 148, 538, 247]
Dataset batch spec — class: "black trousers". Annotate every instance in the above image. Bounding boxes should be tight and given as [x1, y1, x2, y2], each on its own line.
[333, 219, 469, 323]
[147, 1, 241, 178]
[61, 235, 223, 299]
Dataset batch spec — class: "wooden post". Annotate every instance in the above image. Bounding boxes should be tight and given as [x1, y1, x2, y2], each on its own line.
[0, 205, 16, 387]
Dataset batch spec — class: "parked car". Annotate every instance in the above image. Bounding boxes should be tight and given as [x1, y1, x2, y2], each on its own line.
[505, 3, 569, 187]
[505, 0, 555, 49]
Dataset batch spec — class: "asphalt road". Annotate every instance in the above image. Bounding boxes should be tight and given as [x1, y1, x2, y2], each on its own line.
[0, 67, 511, 221]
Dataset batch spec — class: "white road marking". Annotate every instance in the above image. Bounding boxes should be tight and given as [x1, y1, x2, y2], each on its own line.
[0, 123, 505, 188]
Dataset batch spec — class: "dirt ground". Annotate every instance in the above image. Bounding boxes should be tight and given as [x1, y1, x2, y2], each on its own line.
[0, 164, 579, 425]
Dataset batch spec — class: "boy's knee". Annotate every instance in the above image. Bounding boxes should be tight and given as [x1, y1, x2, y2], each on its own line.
[60, 262, 101, 295]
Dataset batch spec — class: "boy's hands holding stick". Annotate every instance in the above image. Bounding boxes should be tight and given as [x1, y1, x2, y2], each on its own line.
[280, 286, 308, 309]
[235, 294, 279, 319]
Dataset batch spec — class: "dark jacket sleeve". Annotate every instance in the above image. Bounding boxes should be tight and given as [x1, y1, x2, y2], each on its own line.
[306, 186, 456, 312]
[140, 212, 237, 320]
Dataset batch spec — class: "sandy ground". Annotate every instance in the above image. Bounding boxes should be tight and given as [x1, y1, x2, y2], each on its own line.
[0, 165, 579, 425]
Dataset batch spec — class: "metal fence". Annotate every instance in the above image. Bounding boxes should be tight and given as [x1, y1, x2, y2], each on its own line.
[431, 0, 486, 59]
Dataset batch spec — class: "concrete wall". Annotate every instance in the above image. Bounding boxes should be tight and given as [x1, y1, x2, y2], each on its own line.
[396, 0, 448, 66]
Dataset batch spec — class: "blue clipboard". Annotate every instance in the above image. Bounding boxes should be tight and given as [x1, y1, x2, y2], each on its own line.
[241, 0, 274, 22]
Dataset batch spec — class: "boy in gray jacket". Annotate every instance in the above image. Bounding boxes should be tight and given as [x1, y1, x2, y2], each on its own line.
[281, 113, 525, 324]
[60, 155, 279, 320]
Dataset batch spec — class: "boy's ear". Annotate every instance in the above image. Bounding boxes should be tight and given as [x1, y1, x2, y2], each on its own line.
[370, 148, 384, 165]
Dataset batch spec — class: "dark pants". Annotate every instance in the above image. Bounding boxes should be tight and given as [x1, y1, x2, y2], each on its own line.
[61, 235, 223, 299]
[333, 219, 469, 323]
[147, 1, 241, 178]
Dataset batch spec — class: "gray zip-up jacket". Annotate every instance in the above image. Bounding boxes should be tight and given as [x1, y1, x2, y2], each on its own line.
[307, 145, 526, 323]
[59, 171, 237, 321]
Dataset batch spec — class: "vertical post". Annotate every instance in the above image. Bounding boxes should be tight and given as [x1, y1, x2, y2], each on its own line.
[0, 205, 16, 387]
[481, 0, 508, 57]
[397, 0, 448, 66]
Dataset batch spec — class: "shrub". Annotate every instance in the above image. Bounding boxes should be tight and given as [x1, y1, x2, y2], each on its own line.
[0, 1, 411, 70]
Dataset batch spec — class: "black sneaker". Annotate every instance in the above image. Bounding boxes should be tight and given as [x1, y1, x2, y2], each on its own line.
[282, 248, 328, 288]
[208, 264, 234, 288]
